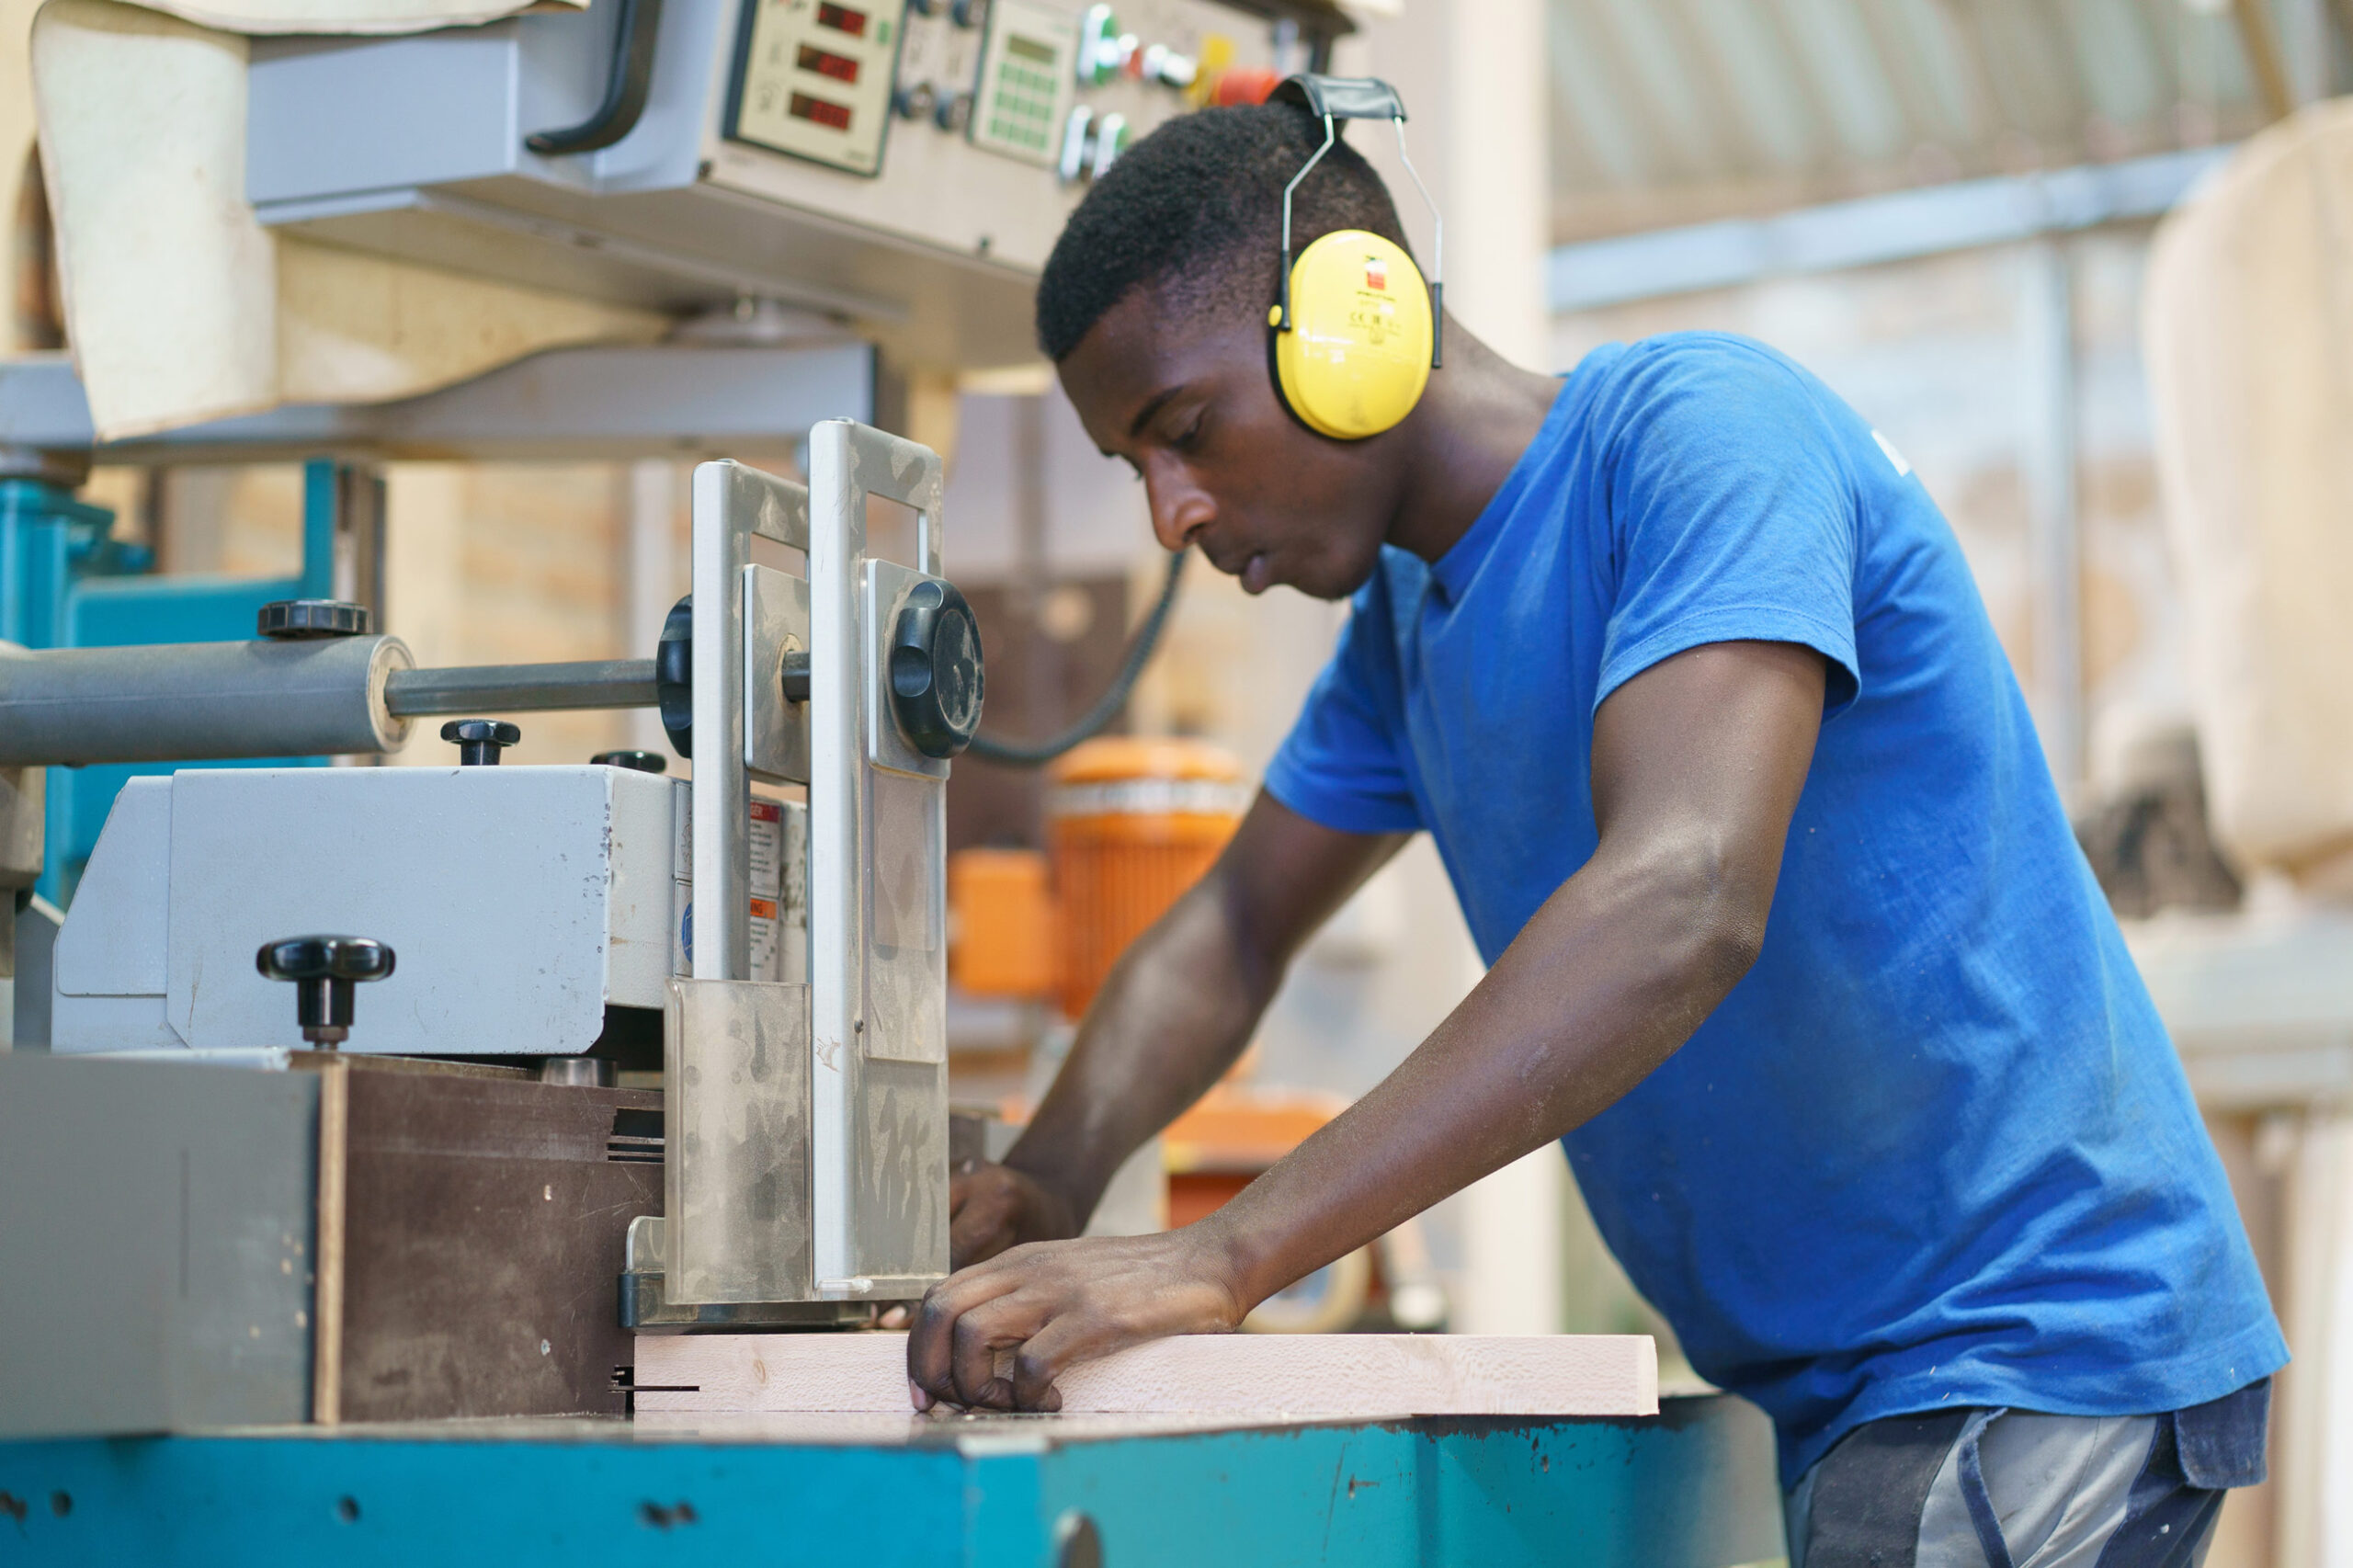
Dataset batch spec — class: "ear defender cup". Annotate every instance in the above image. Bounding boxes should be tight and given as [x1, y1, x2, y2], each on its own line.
[1267, 229, 1435, 440]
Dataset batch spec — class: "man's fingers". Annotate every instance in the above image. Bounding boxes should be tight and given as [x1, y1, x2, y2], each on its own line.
[908, 1269, 1024, 1400]
[1008, 1312, 1098, 1412]
[950, 1296, 1038, 1409]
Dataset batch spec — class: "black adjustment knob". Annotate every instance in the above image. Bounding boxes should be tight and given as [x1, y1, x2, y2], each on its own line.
[889, 580, 983, 758]
[257, 599, 371, 640]
[256, 935, 395, 1050]
[781, 650, 811, 703]
[592, 749, 668, 773]
[934, 90, 972, 133]
[656, 595, 694, 759]
[442, 719, 520, 766]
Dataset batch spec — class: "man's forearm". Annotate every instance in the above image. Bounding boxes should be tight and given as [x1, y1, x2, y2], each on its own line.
[1199, 833, 1765, 1310]
[1184, 642, 1826, 1310]
[1003, 876, 1277, 1222]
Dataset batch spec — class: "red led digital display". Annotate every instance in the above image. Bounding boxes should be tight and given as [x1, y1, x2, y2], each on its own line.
[796, 42, 860, 84]
[815, 2, 867, 36]
[789, 91, 854, 131]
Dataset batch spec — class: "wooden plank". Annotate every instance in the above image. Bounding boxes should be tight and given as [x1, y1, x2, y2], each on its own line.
[633, 1332, 1658, 1418]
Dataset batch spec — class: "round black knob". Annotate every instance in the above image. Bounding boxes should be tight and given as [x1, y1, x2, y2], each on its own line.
[442, 719, 520, 766]
[656, 595, 694, 759]
[256, 935, 395, 1050]
[889, 580, 983, 759]
[257, 599, 370, 640]
[591, 749, 668, 773]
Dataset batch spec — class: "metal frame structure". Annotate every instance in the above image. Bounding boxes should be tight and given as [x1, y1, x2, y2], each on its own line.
[652, 424, 951, 1316]
[807, 421, 949, 1300]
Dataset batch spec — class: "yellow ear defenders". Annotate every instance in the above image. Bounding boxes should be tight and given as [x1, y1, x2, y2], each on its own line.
[1266, 75, 1444, 441]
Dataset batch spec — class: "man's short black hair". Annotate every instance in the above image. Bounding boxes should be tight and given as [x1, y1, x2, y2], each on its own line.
[1035, 103, 1411, 362]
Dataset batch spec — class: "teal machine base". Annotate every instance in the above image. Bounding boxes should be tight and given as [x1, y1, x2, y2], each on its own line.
[0, 1400, 1782, 1566]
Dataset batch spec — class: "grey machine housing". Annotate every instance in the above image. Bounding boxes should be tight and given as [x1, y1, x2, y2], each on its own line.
[46, 764, 808, 1059]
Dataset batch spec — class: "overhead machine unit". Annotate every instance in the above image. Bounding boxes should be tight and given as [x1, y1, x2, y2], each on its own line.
[242, 0, 1325, 370]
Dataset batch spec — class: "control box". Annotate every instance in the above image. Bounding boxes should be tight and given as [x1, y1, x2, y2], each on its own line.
[244, 0, 1329, 370]
[969, 0, 1078, 165]
[729, 0, 911, 176]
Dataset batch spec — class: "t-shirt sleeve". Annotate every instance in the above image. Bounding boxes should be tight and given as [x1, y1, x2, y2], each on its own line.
[1595, 341, 1864, 716]
[1263, 583, 1425, 835]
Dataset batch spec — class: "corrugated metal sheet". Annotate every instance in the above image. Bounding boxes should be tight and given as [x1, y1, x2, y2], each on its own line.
[1548, 0, 2331, 239]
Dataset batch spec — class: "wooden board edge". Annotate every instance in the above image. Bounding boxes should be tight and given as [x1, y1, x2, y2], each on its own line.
[311, 1059, 349, 1426]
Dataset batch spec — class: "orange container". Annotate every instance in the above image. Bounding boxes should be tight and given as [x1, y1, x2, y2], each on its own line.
[1046, 737, 1247, 1021]
[948, 847, 1054, 998]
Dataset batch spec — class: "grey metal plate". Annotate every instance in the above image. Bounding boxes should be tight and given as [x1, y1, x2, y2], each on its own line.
[663, 978, 814, 1305]
[0, 1055, 317, 1437]
[745, 563, 811, 785]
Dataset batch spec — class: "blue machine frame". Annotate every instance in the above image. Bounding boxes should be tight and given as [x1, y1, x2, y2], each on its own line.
[0, 1398, 1784, 1566]
[0, 461, 337, 905]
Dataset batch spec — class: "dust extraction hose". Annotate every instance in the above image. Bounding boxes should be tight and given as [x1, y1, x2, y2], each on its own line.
[965, 548, 1188, 767]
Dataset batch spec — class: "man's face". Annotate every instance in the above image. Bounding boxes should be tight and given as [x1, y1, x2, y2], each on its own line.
[1058, 283, 1404, 601]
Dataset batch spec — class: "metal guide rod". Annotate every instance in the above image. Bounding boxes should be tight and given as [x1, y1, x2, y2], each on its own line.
[0, 642, 667, 767]
[382, 659, 658, 717]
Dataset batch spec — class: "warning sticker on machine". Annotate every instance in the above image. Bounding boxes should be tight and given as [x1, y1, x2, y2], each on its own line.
[750, 896, 780, 982]
[672, 895, 786, 983]
[750, 800, 783, 900]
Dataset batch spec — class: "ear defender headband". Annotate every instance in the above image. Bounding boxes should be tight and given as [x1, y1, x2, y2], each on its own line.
[1266, 74, 1444, 441]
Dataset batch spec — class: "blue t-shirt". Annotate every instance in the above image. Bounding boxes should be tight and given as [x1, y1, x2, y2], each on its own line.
[1265, 332, 2285, 1485]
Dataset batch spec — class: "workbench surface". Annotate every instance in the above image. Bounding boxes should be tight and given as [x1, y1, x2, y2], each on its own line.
[0, 1392, 1783, 1566]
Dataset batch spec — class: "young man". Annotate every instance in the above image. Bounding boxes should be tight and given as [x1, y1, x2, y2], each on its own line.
[908, 93, 2283, 1564]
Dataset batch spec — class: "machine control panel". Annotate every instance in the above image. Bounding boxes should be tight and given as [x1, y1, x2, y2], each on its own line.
[244, 0, 1322, 369]
[970, 0, 1078, 165]
[892, 0, 983, 133]
[806, 0, 1276, 187]
[730, 0, 912, 176]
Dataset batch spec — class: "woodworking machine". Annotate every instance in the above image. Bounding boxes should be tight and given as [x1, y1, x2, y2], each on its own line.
[0, 424, 978, 1426]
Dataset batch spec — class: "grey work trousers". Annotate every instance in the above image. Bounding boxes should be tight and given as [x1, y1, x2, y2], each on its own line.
[1786, 1381, 2270, 1568]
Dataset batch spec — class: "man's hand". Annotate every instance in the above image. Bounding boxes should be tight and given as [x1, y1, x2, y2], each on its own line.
[908, 1226, 1246, 1412]
[949, 1160, 1081, 1268]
